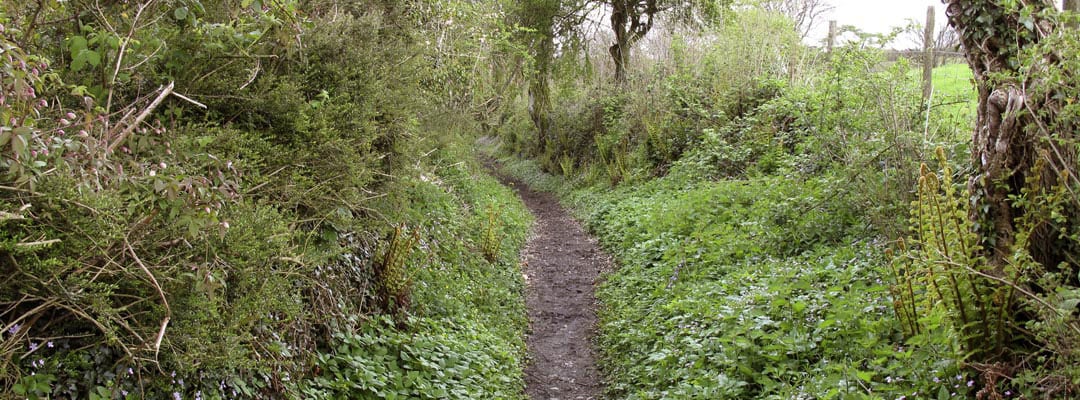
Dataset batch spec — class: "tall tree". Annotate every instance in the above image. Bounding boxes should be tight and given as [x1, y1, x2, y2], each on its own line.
[606, 0, 730, 83]
[518, 0, 561, 153]
[609, 0, 658, 83]
[942, 1, 1076, 275]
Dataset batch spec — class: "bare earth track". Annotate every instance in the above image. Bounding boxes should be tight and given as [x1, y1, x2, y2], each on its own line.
[489, 162, 607, 400]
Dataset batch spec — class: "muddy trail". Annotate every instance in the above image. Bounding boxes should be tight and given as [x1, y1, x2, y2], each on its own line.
[487, 161, 607, 400]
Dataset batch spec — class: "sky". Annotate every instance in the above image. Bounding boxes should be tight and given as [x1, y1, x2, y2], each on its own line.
[807, 0, 948, 49]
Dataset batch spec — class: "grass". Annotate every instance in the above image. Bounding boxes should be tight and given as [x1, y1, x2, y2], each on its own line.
[929, 62, 977, 142]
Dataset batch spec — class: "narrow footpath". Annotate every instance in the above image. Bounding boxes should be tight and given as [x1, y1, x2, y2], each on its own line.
[490, 163, 606, 400]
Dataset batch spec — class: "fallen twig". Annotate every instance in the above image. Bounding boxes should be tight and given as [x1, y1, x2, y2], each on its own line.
[171, 91, 207, 109]
[109, 82, 175, 154]
[15, 239, 61, 248]
[125, 239, 171, 358]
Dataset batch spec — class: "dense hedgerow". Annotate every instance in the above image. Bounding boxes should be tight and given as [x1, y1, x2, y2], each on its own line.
[2, 0, 530, 398]
[303, 144, 532, 399]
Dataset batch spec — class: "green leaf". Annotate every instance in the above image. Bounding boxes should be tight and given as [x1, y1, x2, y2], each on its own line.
[71, 49, 101, 72]
[1061, 298, 1080, 312]
[938, 385, 951, 400]
[68, 35, 88, 54]
[11, 132, 28, 156]
[174, 6, 189, 20]
[854, 369, 874, 382]
[792, 301, 807, 313]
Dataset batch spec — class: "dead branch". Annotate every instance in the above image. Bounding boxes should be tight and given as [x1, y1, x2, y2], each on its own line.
[107, 0, 157, 118]
[108, 81, 175, 154]
[170, 91, 207, 109]
[125, 239, 171, 358]
[14, 239, 62, 248]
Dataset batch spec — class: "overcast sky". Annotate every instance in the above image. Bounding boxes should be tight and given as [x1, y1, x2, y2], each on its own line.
[807, 0, 947, 48]
[810, 0, 1067, 48]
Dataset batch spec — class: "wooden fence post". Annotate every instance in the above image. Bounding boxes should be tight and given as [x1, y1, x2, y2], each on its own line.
[827, 20, 837, 54]
[922, 6, 935, 104]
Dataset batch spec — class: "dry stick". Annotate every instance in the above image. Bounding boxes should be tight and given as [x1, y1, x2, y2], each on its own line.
[51, 301, 137, 358]
[2, 298, 58, 344]
[109, 107, 138, 138]
[105, 0, 156, 123]
[0, 211, 25, 220]
[171, 91, 207, 109]
[108, 81, 174, 154]
[14, 239, 62, 248]
[238, 59, 261, 91]
[126, 240, 171, 358]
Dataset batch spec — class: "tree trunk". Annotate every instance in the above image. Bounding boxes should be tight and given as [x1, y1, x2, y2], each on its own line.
[608, 0, 656, 84]
[1068, 0, 1080, 28]
[610, 0, 629, 83]
[943, 0, 1073, 271]
[922, 6, 935, 104]
[528, 50, 553, 154]
[826, 20, 837, 53]
[522, 0, 559, 154]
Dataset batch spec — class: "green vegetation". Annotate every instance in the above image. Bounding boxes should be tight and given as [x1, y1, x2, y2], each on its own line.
[303, 151, 532, 399]
[4, 0, 1080, 398]
[494, 1, 1080, 398]
[1, 0, 531, 398]
[929, 62, 976, 141]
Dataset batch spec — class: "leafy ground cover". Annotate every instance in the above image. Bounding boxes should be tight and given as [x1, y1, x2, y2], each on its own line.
[496, 151, 979, 399]
[301, 143, 532, 399]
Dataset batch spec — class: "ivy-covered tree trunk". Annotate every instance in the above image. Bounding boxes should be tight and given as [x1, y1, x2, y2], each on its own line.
[522, 0, 560, 154]
[529, 36, 554, 154]
[609, 0, 657, 83]
[943, 1, 1076, 275]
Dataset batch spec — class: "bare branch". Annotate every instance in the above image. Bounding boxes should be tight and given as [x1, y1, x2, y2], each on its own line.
[108, 81, 174, 154]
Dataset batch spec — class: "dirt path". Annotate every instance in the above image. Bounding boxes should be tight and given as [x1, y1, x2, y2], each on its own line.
[489, 162, 606, 400]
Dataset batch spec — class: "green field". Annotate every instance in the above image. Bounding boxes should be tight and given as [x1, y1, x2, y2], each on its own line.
[930, 62, 977, 139]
